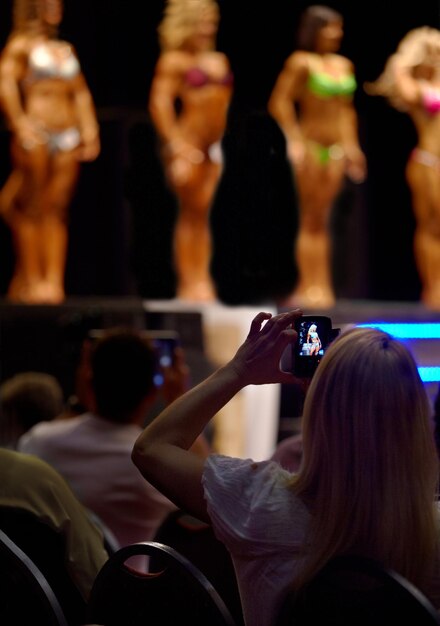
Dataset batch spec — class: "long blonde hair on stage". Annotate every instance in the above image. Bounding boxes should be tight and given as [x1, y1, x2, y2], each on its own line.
[365, 26, 440, 111]
[289, 327, 439, 594]
[158, 0, 219, 51]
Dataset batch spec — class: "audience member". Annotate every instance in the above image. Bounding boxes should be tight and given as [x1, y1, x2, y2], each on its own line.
[132, 310, 440, 626]
[0, 371, 64, 448]
[18, 328, 200, 548]
[0, 447, 107, 623]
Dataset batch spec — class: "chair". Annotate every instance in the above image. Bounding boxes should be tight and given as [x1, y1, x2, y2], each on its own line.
[87, 540, 237, 626]
[153, 509, 244, 625]
[86, 508, 121, 555]
[276, 554, 440, 626]
[0, 527, 68, 626]
[0, 506, 86, 625]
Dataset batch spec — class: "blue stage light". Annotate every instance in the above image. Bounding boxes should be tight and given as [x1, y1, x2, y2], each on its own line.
[356, 323, 440, 339]
[418, 367, 440, 383]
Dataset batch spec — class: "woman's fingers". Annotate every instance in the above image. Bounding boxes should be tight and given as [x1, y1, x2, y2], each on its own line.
[247, 309, 302, 342]
[247, 312, 272, 337]
[260, 309, 302, 336]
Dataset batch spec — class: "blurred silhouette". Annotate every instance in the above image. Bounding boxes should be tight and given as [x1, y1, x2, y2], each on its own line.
[0, 0, 100, 303]
[366, 27, 440, 310]
[149, 0, 232, 301]
[269, 5, 366, 308]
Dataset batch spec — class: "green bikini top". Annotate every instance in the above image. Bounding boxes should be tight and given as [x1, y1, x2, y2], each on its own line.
[307, 71, 357, 98]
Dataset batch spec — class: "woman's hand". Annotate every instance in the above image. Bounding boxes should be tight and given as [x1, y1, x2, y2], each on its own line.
[79, 132, 100, 162]
[15, 116, 47, 150]
[345, 146, 367, 183]
[287, 138, 306, 170]
[228, 310, 303, 387]
[164, 138, 205, 186]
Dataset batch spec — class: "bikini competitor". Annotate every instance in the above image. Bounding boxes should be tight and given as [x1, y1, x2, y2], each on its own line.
[0, 0, 100, 304]
[149, 0, 233, 302]
[306, 323, 321, 356]
[268, 5, 366, 309]
[366, 27, 440, 310]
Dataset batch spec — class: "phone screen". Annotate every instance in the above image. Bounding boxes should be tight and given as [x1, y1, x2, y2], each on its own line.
[293, 316, 332, 377]
[150, 336, 177, 368]
[146, 332, 179, 386]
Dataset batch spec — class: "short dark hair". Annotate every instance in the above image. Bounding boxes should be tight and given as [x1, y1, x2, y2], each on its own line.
[90, 329, 157, 423]
[296, 5, 343, 52]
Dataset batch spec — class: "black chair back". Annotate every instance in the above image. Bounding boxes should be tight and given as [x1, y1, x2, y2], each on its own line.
[0, 527, 68, 626]
[87, 540, 237, 626]
[276, 554, 440, 626]
[86, 508, 120, 555]
[0, 506, 86, 625]
[153, 510, 244, 625]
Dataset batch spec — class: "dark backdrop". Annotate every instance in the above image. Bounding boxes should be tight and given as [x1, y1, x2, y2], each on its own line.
[0, 0, 438, 303]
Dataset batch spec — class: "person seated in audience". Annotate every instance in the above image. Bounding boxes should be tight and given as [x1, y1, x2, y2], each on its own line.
[132, 310, 440, 626]
[19, 328, 207, 548]
[0, 447, 107, 623]
[0, 371, 64, 448]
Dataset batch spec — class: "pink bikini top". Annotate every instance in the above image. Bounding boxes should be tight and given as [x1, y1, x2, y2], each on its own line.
[422, 89, 440, 115]
[185, 67, 233, 88]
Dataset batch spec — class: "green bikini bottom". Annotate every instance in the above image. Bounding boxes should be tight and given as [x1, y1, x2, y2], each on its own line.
[309, 141, 345, 165]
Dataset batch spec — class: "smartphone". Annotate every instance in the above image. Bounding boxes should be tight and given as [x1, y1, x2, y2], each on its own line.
[292, 316, 332, 377]
[146, 331, 179, 369]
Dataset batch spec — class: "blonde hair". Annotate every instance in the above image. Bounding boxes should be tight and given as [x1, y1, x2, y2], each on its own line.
[290, 327, 439, 593]
[158, 0, 219, 51]
[366, 26, 440, 110]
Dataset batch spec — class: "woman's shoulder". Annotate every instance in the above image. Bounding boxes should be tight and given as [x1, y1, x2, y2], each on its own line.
[203, 455, 309, 550]
[209, 50, 230, 65]
[284, 50, 312, 71]
[203, 455, 301, 507]
[1, 32, 33, 60]
[156, 50, 192, 68]
[154, 50, 198, 82]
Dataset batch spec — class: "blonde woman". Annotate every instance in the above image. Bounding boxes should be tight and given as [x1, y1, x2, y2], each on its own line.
[133, 310, 440, 625]
[149, 0, 233, 301]
[268, 5, 366, 308]
[306, 322, 321, 355]
[366, 27, 440, 310]
[0, 0, 100, 304]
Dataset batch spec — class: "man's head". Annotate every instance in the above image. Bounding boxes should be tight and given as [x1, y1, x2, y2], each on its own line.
[0, 371, 64, 445]
[90, 329, 158, 423]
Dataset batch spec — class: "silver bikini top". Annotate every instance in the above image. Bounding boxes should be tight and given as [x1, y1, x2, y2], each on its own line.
[26, 40, 80, 81]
